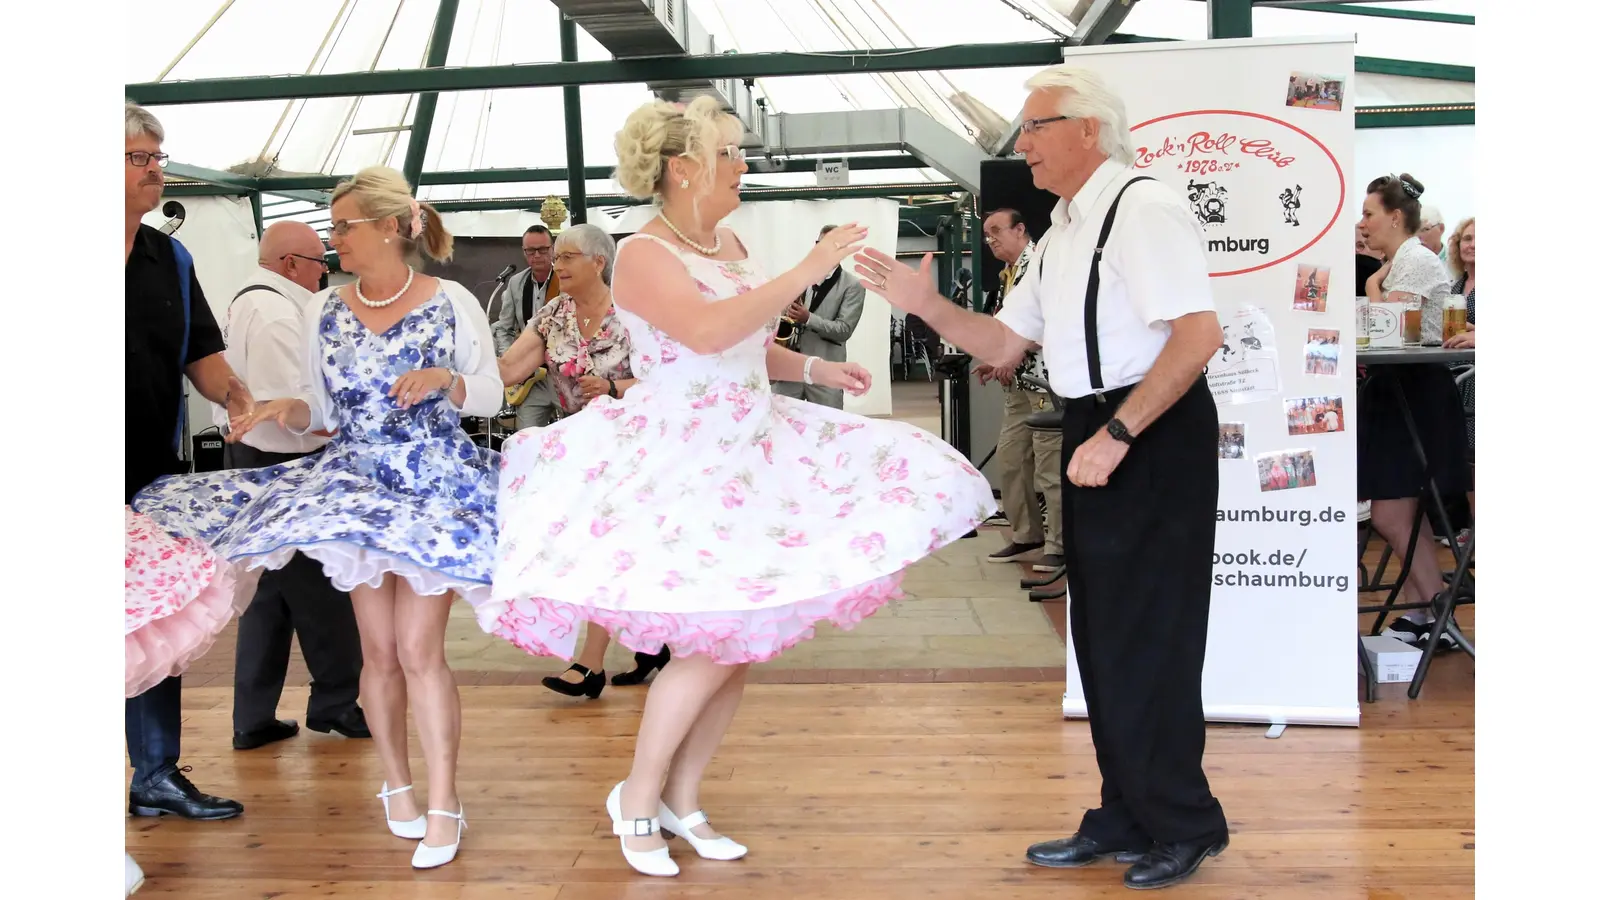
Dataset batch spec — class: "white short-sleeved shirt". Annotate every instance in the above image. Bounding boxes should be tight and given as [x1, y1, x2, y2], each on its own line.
[994, 160, 1216, 399]
[1381, 236, 1452, 305]
[212, 268, 330, 455]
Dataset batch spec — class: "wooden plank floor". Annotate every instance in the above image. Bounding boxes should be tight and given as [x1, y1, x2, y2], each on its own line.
[128, 667, 1474, 899]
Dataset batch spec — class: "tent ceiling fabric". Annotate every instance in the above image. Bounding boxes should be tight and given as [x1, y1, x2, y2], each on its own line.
[131, 0, 1474, 204]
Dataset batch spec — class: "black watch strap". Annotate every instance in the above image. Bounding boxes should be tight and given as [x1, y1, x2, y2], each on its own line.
[1107, 417, 1135, 444]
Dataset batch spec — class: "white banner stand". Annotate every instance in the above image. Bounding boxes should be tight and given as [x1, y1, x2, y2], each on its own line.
[1058, 36, 1360, 729]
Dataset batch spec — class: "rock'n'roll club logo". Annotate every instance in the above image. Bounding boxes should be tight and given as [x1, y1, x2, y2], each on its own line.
[1132, 110, 1344, 277]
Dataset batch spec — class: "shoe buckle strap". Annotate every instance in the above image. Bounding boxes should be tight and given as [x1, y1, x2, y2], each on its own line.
[674, 810, 709, 829]
[426, 809, 466, 828]
[614, 817, 659, 837]
[376, 784, 414, 799]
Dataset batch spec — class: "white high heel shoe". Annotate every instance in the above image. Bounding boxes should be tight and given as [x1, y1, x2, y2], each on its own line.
[376, 782, 427, 839]
[607, 782, 679, 877]
[411, 807, 466, 869]
[125, 853, 145, 896]
[659, 804, 748, 860]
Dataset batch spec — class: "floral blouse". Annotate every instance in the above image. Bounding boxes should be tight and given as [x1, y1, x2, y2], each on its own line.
[534, 293, 633, 415]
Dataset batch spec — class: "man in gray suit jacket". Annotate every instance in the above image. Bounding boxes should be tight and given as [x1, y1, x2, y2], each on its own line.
[492, 225, 560, 430]
[773, 225, 866, 408]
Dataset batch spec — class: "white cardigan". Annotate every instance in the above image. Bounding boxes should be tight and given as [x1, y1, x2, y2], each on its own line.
[293, 278, 504, 434]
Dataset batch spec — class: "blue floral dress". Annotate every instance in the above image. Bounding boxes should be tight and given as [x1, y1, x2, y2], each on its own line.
[133, 290, 500, 604]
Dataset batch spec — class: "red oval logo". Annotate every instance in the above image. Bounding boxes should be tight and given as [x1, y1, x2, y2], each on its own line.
[1130, 110, 1345, 277]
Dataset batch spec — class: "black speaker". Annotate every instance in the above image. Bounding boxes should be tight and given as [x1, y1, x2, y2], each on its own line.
[192, 427, 226, 473]
[978, 158, 1058, 299]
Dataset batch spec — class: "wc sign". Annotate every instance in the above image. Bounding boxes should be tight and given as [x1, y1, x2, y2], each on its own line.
[816, 159, 850, 187]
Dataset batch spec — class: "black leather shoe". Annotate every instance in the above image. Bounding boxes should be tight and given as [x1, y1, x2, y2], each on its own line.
[128, 766, 243, 820]
[307, 706, 371, 739]
[1122, 836, 1228, 890]
[611, 647, 670, 686]
[1026, 833, 1151, 868]
[542, 663, 606, 698]
[232, 718, 299, 750]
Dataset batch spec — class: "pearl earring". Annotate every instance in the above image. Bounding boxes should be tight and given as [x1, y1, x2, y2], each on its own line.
[384, 238, 391, 243]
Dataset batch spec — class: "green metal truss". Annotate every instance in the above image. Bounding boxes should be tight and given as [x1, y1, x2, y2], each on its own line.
[125, 41, 1069, 106]
[1354, 104, 1474, 129]
[1266, 3, 1473, 26]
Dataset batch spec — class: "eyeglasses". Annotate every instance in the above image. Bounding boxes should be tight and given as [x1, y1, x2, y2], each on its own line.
[329, 217, 380, 237]
[522, 246, 553, 256]
[282, 253, 328, 271]
[553, 251, 587, 264]
[1018, 115, 1076, 134]
[126, 151, 169, 168]
[720, 145, 745, 162]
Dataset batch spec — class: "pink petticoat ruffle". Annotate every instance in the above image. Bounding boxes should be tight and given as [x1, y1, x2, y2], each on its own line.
[487, 571, 905, 665]
[125, 562, 242, 698]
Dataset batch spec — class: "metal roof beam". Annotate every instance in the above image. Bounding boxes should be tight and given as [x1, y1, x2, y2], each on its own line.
[1260, 2, 1471, 24]
[401, 0, 461, 191]
[764, 110, 985, 193]
[435, 182, 962, 213]
[125, 41, 1067, 106]
[1355, 103, 1473, 129]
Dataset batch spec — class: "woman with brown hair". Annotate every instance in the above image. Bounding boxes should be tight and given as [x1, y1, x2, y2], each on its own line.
[1357, 174, 1470, 650]
[133, 165, 503, 869]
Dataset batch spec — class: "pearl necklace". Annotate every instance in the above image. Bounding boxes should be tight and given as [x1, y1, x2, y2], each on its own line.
[657, 212, 720, 256]
[355, 267, 415, 308]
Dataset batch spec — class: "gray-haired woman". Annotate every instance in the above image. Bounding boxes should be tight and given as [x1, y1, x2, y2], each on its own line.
[498, 223, 669, 695]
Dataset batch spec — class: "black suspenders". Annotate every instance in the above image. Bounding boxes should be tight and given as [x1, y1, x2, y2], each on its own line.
[1084, 176, 1155, 399]
[1030, 176, 1157, 402]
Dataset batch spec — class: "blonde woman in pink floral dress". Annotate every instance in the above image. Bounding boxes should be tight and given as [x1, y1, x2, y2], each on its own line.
[481, 98, 994, 877]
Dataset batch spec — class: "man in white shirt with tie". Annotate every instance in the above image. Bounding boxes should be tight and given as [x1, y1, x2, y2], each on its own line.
[219, 221, 368, 751]
[855, 65, 1228, 891]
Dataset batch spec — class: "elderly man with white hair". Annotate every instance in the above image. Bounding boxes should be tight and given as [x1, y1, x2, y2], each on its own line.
[855, 65, 1229, 890]
[1419, 205, 1446, 258]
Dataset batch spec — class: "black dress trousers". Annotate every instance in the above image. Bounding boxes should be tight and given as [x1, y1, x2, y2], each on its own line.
[1058, 378, 1229, 846]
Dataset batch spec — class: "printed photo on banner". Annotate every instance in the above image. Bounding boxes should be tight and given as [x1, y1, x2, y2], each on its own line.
[1304, 328, 1340, 376]
[1218, 423, 1246, 460]
[1285, 72, 1345, 111]
[1257, 449, 1318, 493]
[1293, 264, 1331, 312]
[1285, 396, 1345, 435]
[1205, 304, 1280, 405]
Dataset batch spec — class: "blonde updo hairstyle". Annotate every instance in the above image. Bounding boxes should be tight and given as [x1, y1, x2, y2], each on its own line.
[330, 165, 454, 264]
[613, 96, 742, 202]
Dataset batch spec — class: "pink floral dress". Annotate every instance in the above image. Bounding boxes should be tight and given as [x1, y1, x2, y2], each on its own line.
[533, 293, 632, 416]
[481, 233, 995, 664]
[125, 507, 250, 697]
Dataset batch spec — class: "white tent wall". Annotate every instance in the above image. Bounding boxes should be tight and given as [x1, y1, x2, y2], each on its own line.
[1352, 126, 1476, 239]
[609, 199, 901, 417]
[140, 195, 263, 442]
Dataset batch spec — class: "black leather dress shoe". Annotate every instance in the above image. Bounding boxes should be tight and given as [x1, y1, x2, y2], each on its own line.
[1026, 833, 1151, 869]
[128, 766, 243, 820]
[307, 706, 370, 739]
[1123, 836, 1228, 890]
[232, 718, 299, 750]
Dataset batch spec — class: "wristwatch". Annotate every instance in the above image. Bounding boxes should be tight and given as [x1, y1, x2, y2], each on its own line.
[607, 379, 618, 399]
[1106, 417, 1135, 444]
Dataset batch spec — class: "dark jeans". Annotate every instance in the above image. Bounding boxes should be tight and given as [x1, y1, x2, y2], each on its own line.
[126, 675, 182, 787]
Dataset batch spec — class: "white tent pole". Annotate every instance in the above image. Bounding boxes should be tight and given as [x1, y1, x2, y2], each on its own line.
[156, 0, 238, 81]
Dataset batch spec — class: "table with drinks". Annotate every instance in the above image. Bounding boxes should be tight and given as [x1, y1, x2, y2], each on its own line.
[1353, 289, 1474, 700]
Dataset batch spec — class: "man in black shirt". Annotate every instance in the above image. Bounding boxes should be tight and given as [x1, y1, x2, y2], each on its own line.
[125, 101, 253, 821]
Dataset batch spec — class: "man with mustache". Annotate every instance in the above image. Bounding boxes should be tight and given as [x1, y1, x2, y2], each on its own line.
[125, 101, 252, 826]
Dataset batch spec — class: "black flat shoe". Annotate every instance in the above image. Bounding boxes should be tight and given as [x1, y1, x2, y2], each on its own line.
[1026, 833, 1150, 868]
[542, 663, 606, 698]
[1122, 836, 1228, 890]
[128, 766, 243, 820]
[611, 647, 670, 686]
[232, 718, 299, 751]
[307, 706, 371, 739]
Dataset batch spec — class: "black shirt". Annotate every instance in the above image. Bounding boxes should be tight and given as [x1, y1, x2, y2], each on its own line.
[126, 224, 224, 503]
[1356, 253, 1383, 294]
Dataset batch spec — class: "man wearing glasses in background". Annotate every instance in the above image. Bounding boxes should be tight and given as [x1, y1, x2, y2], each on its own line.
[493, 224, 560, 429]
[216, 220, 369, 752]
